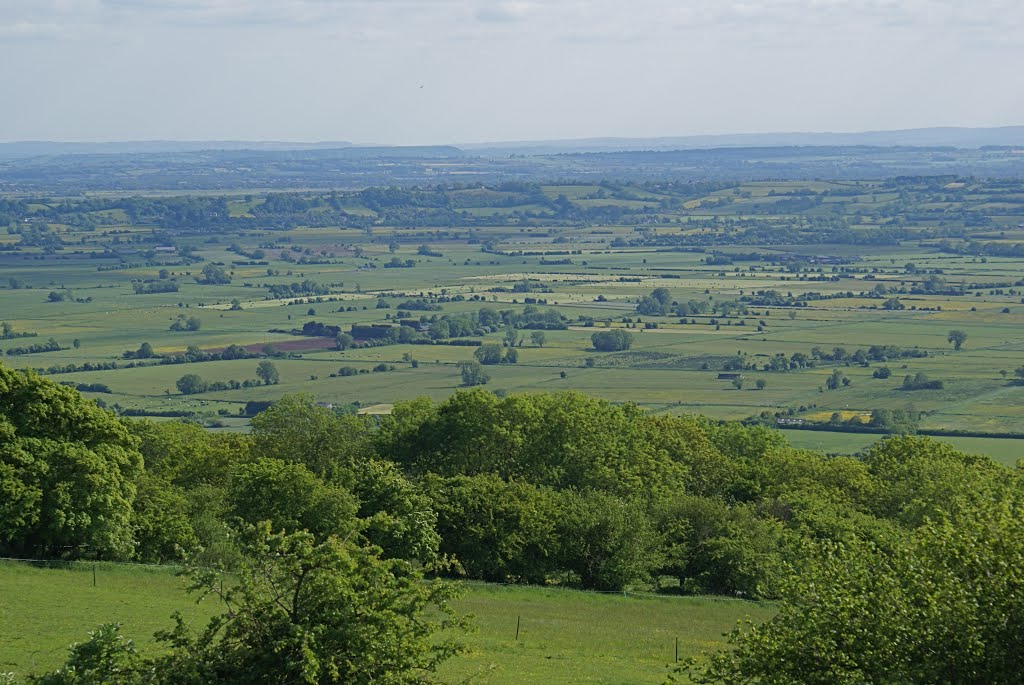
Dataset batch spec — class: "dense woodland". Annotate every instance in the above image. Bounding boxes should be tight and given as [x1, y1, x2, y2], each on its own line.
[3, 362, 1024, 682]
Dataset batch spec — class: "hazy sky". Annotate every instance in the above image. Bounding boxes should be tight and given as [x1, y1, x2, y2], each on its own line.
[2, 0, 1022, 144]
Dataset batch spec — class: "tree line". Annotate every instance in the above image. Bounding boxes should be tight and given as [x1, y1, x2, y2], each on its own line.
[3, 364, 1024, 683]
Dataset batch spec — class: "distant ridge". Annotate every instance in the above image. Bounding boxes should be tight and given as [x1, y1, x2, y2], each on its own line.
[2, 126, 1023, 161]
[0, 140, 355, 160]
[459, 126, 1024, 155]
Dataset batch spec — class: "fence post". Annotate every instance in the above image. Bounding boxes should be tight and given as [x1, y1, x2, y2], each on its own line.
[515, 615, 520, 641]
[93, 563, 97, 587]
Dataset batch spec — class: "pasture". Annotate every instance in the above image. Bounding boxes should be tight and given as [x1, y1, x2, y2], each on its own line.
[0, 560, 775, 684]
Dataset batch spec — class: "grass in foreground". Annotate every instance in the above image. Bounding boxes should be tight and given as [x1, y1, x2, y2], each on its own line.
[0, 561, 774, 684]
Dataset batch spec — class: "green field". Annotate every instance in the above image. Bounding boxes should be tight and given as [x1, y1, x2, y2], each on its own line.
[0, 561, 774, 684]
[782, 430, 1024, 466]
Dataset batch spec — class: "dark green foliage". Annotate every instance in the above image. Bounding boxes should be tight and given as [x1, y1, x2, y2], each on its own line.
[824, 369, 846, 390]
[655, 495, 789, 598]
[457, 360, 489, 386]
[683, 489, 1024, 684]
[228, 458, 359, 540]
[28, 623, 142, 685]
[554, 490, 663, 591]
[474, 343, 504, 365]
[948, 329, 968, 350]
[132, 473, 198, 564]
[8, 366, 1024, 673]
[175, 374, 207, 395]
[5, 338, 64, 356]
[198, 264, 230, 285]
[901, 371, 944, 390]
[869, 408, 919, 434]
[132, 279, 179, 295]
[169, 316, 200, 332]
[352, 459, 440, 563]
[423, 474, 559, 584]
[0, 365, 143, 559]
[380, 390, 688, 498]
[255, 360, 279, 385]
[636, 287, 673, 316]
[249, 394, 373, 488]
[591, 329, 633, 351]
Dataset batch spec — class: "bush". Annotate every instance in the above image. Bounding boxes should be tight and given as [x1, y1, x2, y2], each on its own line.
[591, 329, 633, 352]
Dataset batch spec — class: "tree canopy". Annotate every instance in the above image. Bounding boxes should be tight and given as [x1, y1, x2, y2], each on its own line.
[0, 365, 143, 558]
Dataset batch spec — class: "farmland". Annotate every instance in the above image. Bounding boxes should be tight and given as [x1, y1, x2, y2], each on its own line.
[2, 176, 1024, 456]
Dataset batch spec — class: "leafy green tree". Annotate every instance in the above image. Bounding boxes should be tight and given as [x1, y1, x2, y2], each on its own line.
[199, 264, 230, 285]
[162, 525, 466, 685]
[868, 408, 919, 434]
[255, 360, 279, 386]
[555, 490, 663, 590]
[29, 623, 143, 685]
[503, 326, 519, 347]
[458, 360, 489, 386]
[423, 474, 559, 584]
[175, 374, 207, 395]
[682, 491, 1024, 684]
[227, 458, 358, 540]
[637, 287, 672, 316]
[381, 390, 689, 499]
[530, 331, 546, 347]
[128, 419, 251, 490]
[825, 369, 845, 390]
[474, 343, 504, 365]
[170, 316, 201, 332]
[591, 329, 633, 351]
[37, 524, 467, 685]
[862, 435, 1002, 528]
[250, 394, 373, 488]
[352, 459, 440, 563]
[0, 365, 143, 559]
[131, 473, 198, 563]
[335, 332, 354, 350]
[948, 329, 967, 350]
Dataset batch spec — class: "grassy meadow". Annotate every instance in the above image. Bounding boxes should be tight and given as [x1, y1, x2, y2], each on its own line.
[0, 561, 774, 684]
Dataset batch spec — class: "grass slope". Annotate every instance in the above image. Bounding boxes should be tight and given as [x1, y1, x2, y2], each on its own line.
[0, 561, 774, 684]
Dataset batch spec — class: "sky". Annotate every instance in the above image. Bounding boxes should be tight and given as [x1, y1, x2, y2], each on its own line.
[1, 0, 1022, 144]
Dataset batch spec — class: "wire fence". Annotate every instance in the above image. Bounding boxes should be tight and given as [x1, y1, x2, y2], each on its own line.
[0, 556, 768, 605]
[0, 556, 183, 570]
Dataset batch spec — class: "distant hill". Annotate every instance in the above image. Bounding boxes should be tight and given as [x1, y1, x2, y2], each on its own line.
[0, 140, 356, 160]
[3, 126, 1022, 162]
[461, 127, 1024, 155]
